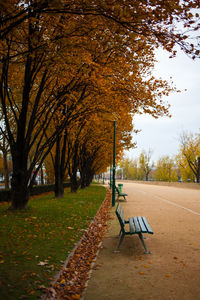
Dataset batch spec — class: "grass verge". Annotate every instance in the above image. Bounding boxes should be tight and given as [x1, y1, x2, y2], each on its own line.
[0, 185, 106, 300]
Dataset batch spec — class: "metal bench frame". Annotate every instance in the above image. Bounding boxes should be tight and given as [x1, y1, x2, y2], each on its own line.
[115, 186, 128, 201]
[115, 203, 153, 254]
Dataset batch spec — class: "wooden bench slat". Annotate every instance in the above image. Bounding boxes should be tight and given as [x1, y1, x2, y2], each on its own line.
[141, 216, 154, 234]
[129, 217, 136, 233]
[133, 217, 141, 233]
[137, 216, 148, 233]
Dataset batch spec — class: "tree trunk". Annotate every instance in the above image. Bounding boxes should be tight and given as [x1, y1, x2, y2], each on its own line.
[80, 170, 86, 189]
[3, 149, 9, 189]
[10, 170, 30, 209]
[70, 173, 79, 192]
[40, 166, 44, 185]
[54, 136, 65, 198]
[55, 174, 64, 197]
[197, 157, 200, 183]
[9, 142, 31, 209]
[80, 164, 94, 189]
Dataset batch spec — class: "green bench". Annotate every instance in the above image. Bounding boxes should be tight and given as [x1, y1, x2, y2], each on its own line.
[115, 203, 153, 254]
[115, 186, 128, 201]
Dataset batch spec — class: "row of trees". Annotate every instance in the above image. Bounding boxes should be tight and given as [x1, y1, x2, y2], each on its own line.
[120, 131, 200, 183]
[1, 1, 200, 209]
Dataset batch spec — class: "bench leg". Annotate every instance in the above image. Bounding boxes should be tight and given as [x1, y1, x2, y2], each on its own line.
[138, 233, 151, 254]
[116, 233, 125, 251]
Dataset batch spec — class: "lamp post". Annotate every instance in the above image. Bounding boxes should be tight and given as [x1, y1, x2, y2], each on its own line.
[110, 165, 112, 189]
[112, 120, 116, 207]
[102, 113, 117, 206]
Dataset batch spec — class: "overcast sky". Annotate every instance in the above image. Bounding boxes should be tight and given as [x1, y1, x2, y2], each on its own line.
[125, 48, 200, 163]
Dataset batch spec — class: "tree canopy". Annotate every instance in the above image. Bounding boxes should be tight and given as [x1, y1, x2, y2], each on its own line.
[1, 0, 200, 208]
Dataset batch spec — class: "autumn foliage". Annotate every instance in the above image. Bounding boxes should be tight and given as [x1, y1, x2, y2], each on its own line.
[0, 1, 200, 208]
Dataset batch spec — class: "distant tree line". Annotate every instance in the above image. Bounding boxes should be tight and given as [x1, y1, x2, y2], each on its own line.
[119, 131, 200, 183]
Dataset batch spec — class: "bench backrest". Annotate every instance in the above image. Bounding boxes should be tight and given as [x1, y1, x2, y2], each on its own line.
[115, 203, 126, 233]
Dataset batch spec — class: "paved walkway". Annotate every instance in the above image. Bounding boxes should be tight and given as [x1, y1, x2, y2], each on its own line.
[83, 182, 200, 300]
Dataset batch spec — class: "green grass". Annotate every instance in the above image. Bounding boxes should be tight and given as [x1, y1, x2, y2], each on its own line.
[0, 185, 106, 300]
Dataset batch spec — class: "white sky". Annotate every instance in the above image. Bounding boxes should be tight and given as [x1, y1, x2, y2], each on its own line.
[125, 48, 200, 163]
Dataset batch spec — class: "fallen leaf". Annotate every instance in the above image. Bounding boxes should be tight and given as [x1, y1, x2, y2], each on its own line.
[60, 279, 66, 284]
[47, 287, 57, 297]
[19, 295, 27, 299]
[38, 285, 47, 290]
[142, 264, 150, 268]
[38, 261, 48, 266]
[67, 227, 74, 230]
[72, 294, 81, 299]
[29, 291, 34, 295]
[165, 273, 171, 278]
[148, 260, 153, 264]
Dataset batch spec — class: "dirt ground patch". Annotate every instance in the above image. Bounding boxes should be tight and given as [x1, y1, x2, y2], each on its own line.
[83, 182, 200, 300]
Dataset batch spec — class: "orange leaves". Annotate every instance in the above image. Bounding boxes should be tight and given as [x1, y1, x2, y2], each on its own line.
[2, 1, 200, 210]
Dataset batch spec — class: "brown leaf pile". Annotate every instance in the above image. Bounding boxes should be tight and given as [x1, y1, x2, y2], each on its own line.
[45, 189, 111, 300]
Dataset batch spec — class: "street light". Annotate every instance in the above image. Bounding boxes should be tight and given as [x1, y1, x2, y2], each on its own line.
[112, 120, 116, 207]
[110, 165, 112, 189]
[101, 113, 117, 207]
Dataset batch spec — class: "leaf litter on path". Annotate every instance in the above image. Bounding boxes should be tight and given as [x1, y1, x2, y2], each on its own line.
[44, 189, 111, 300]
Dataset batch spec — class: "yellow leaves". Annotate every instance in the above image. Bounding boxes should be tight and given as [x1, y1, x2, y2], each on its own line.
[25, 217, 37, 222]
[59, 279, 66, 284]
[176, 131, 200, 182]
